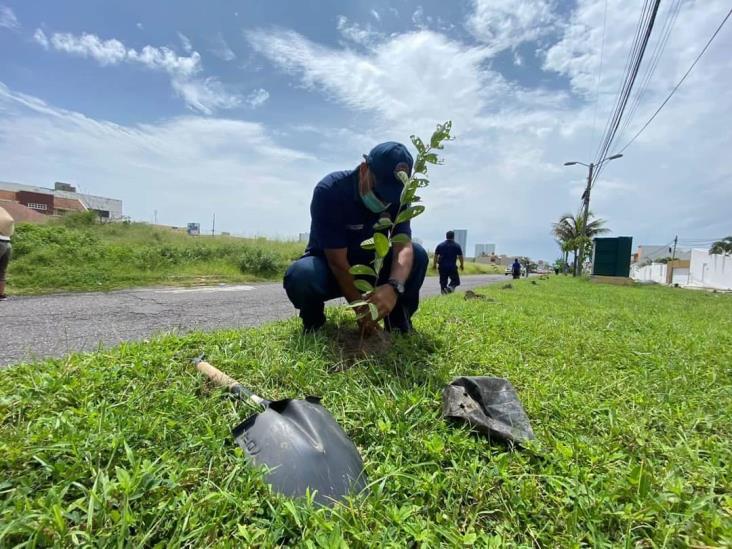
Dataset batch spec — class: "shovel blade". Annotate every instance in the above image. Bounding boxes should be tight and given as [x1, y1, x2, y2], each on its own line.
[233, 397, 367, 506]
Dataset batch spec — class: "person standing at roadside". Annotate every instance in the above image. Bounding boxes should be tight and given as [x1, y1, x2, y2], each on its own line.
[434, 231, 464, 294]
[511, 258, 522, 280]
[0, 205, 15, 300]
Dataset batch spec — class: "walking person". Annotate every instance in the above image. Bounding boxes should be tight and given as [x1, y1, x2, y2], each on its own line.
[284, 142, 428, 334]
[0, 205, 15, 300]
[511, 258, 522, 280]
[434, 231, 464, 294]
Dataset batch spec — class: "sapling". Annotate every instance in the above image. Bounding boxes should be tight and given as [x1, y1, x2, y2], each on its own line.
[347, 121, 453, 322]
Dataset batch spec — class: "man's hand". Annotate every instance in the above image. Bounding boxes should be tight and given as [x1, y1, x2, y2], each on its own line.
[460, 264, 464, 271]
[367, 284, 398, 320]
[354, 304, 380, 337]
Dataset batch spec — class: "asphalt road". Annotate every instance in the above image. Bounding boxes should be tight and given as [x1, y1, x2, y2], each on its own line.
[0, 274, 507, 366]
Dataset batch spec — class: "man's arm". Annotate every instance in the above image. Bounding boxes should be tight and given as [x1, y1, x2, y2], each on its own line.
[389, 242, 414, 282]
[323, 248, 362, 304]
[367, 242, 413, 320]
[459, 254, 464, 270]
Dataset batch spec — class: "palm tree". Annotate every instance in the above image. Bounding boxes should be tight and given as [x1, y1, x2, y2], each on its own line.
[709, 236, 732, 255]
[551, 210, 609, 276]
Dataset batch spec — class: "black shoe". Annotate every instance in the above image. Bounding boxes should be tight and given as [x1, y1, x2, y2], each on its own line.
[0, 294, 6, 301]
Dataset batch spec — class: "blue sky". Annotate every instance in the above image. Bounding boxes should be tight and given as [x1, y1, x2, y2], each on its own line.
[1, 0, 730, 259]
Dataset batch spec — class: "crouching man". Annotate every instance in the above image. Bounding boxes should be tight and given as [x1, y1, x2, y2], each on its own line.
[284, 142, 428, 334]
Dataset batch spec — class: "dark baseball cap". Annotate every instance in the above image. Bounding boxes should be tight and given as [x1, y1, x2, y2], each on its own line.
[364, 142, 413, 206]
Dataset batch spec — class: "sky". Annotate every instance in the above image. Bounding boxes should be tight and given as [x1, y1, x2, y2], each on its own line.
[0, 0, 730, 260]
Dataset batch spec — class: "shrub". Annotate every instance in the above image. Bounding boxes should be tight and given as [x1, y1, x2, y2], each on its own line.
[238, 247, 282, 276]
[11, 224, 99, 259]
[60, 210, 98, 228]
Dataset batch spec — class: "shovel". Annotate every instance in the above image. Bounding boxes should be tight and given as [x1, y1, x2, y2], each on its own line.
[194, 357, 367, 506]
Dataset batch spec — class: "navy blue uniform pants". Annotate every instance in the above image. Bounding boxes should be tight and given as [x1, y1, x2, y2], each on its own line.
[284, 243, 429, 332]
[438, 266, 460, 292]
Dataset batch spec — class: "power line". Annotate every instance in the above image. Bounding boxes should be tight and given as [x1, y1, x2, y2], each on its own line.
[617, 6, 732, 154]
[591, 0, 662, 190]
[617, 0, 683, 143]
[590, 0, 609, 158]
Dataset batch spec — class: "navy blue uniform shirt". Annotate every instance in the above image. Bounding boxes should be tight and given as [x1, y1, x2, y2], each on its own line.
[305, 169, 411, 267]
[435, 239, 463, 269]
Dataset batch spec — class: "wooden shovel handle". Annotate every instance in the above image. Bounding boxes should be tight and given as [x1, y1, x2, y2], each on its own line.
[195, 360, 266, 406]
[196, 360, 241, 391]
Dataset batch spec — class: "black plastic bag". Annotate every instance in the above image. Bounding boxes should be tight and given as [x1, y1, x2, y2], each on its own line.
[442, 376, 535, 445]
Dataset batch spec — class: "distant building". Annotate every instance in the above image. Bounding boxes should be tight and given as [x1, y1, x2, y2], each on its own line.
[474, 243, 496, 257]
[452, 229, 467, 254]
[633, 244, 690, 264]
[0, 180, 123, 219]
[298, 232, 310, 243]
[187, 223, 201, 236]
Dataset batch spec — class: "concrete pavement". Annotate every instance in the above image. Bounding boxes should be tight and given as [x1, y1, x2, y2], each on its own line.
[0, 274, 507, 366]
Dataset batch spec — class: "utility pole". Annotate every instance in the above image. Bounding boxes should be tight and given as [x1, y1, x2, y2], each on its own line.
[581, 162, 594, 222]
[576, 163, 594, 276]
[154, 210, 158, 225]
[211, 213, 215, 237]
[671, 235, 678, 262]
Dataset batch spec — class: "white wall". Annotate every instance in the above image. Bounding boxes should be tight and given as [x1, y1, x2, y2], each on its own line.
[687, 249, 732, 290]
[631, 263, 667, 284]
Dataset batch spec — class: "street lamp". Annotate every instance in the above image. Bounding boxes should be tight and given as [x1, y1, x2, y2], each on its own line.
[563, 154, 623, 217]
[562, 153, 623, 276]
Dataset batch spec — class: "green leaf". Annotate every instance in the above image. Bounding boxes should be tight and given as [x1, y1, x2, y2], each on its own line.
[395, 170, 410, 186]
[390, 233, 411, 246]
[396, 205, 425, 224]
[374, 232, 390, 257]
[354, 279, 374, 293]
[410, 135, 426, 153]
[361, 237, 375, 250]
[368, 303, 378, 320]
[423, 152, 439, 165]
[400, 184, 418, 204]
[413, 157, 427, 175]
[349, 265, 376, 277]
[373, 257, 383, 275]
[373, 218, 392, 231]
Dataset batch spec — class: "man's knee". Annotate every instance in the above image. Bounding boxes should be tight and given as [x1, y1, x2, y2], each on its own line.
[411, 242, 428, 272]
[284, 256, 331, 307]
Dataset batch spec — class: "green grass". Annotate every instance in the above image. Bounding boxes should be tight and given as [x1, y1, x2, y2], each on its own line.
[7, 214, 305, 295]
[7, 214, 500, 295]
[1, 278, 730, 546]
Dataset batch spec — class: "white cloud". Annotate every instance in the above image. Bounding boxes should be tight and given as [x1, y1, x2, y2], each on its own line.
[0, 5, 19, 29]
[33, 28, 49, 49]
[210, 32, 236, 61]
[371, 9, 381, 21]
[245, 88, 269, 108]
[177, 32, 193, 53]
[136, 22, 143, 30]
[33, 29, 240, 114]
[411, 6, 426, 28]
[171, 78, 241, 115]
[467, 0, 557, 55]
[336, 15, 381, 46]
[246, 28, 504, 132]
[0, 82, 324, 234]
[49, 32, 129, 65]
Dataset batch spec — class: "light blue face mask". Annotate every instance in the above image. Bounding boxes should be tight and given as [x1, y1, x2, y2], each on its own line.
[360, 189, 390, 213]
